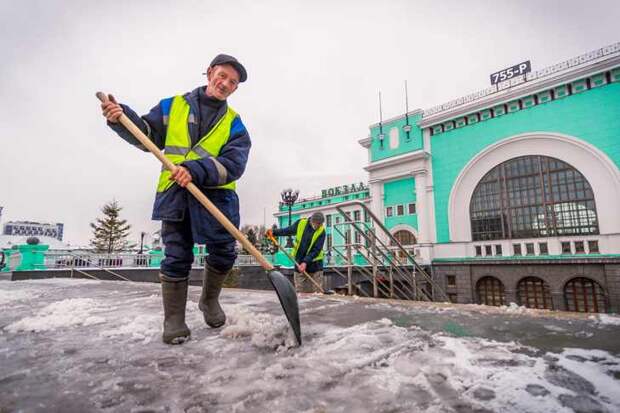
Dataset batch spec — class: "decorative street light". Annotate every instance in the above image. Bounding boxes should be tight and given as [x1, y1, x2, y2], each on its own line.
[280, 188, 299, 248]
[139, 231, 146, 254]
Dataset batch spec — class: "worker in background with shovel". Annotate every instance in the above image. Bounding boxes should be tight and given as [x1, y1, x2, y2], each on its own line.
[267, 212, 326, 293]
[101, 54, 251, 345]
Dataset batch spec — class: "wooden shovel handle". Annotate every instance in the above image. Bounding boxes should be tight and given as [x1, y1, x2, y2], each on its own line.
[268, 234, 325, 293]
[96, 92, 274, 271]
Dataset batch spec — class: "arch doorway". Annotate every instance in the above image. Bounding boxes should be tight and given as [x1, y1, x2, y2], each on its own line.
[476, 276, 506, 306]
[517, 277, 553, 310]
[564, 277, 608, 313]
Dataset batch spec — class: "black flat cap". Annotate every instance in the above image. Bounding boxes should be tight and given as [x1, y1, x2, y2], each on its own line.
[210, 54, 247, 83]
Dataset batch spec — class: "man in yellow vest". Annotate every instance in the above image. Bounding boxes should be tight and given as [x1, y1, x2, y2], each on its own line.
[268, 212, 326, 293]
[101, 54, 250, 345]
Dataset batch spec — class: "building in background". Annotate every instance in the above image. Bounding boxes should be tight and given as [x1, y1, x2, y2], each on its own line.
[275, 43, 620, 313]
[3, 221, 64, 241]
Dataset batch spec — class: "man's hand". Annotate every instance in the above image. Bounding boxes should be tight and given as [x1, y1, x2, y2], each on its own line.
[297, 262, 307, 273]
[266, 229, 274, 239]
[100, 94, 123, 123]
[170, 166, 192, 187]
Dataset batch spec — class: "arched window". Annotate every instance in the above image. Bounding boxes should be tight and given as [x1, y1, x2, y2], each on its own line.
[564, 277, 608, 313]
[517, 277, 553, 310]
[476, 276, 505, 306]
[470, 156, 598, 241]
[391, 230, 417, 246]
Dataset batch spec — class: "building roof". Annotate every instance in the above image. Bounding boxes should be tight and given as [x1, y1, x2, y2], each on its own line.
[0, 235, 72, 250]
[368, 42, 620, 129]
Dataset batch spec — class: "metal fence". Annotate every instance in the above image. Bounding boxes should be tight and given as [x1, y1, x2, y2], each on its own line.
[39, 252, 259, 270]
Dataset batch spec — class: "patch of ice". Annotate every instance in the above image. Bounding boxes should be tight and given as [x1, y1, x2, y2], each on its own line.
[365, 303, 394, 311]
[299, 301, 347, 315]
[543, 324, 567, 333]
[574, 331, 594, 338]
[220, 304, 296, 350]
[557, 348, 620, 407]
[17, 278, 102, 286]
[0, 289, 38, 306]
[100, 314, 161, 344]
[3, 281, 619, 412]
[596, 314, 620, 326]
[5, 298, 106, 332]
[502, 302, 530, 314]
[433, 336, 565, 412]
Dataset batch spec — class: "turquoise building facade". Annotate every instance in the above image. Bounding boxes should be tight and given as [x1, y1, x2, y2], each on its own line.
[275, 43, 620, 312]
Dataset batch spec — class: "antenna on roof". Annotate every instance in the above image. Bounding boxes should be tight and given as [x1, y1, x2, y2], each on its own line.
[378, 90, 384, 147]
[403, 80, 412, 139]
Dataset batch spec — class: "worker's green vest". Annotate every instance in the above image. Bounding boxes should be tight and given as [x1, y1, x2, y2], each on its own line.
[157, 95, 237, 193]
[292, 218, 325, 262]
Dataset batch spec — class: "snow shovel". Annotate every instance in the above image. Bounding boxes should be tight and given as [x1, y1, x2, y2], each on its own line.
[96, 92, 302, 346]
[267, 234, 325, 294]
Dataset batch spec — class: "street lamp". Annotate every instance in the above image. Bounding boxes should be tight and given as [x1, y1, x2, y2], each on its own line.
[139, 231, 146, 254]
[280, 188, 299, 248]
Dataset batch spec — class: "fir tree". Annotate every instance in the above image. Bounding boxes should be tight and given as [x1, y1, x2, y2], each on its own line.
[90, 200, 134, 253]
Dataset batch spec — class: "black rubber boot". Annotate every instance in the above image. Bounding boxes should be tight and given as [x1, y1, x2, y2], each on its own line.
[198, 264, 229, 328]
[160, 273, 191, 344]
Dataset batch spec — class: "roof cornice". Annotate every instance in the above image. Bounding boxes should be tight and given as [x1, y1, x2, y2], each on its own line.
[358, 137, 371, 148]
[419, 46, 620, 127]
[364, 150, 429, 172]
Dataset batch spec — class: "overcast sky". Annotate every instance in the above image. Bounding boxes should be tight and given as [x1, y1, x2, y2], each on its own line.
[1, 0, 618, 246]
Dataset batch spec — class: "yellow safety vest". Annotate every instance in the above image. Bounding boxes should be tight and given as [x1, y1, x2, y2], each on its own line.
[292, 218, 325, 262]
[157, 95, 237, 193]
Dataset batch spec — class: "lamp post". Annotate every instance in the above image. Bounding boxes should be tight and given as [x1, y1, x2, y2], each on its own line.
[280, 188, 299, 248]
[139, 231, 146, 254]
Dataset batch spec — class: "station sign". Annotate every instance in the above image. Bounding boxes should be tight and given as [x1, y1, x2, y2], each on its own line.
[321, 182, 367, 198]
[490, 60, 531, 85]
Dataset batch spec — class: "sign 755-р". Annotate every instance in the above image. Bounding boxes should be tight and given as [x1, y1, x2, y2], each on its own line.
[490, 61, 531, 85]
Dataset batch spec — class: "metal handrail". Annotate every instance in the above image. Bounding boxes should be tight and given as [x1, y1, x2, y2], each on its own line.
[324, 260, 371, 298]
[351, 241, 420, 300]
[330, 225, 416, 299]
[40, 252, 258, 270]
[335, 201, 449, 302]
[62, 252, 130, 282]
[328, 244, 393, 298]
[348, 228, 424, 299]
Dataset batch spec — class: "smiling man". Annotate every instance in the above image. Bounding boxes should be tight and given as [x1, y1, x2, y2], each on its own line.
[101, 54, 251, 345]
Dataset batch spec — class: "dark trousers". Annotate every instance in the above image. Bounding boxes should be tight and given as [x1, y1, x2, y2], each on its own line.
[160, 213, 237, 279]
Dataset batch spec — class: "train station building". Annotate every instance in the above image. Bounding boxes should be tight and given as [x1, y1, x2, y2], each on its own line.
[274, 43, 620, 313]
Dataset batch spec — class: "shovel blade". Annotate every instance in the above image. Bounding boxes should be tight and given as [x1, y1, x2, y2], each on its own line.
[267, 269, 301, 346]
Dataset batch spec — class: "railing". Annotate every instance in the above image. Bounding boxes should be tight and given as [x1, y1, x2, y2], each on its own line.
[40, 252, 258, 270]
[323, 201, 449, 302]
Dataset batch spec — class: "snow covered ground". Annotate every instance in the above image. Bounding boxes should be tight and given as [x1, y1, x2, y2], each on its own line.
[1, 279, 619, 413]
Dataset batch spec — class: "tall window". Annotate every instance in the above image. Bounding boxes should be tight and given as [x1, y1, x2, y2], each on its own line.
[391, 230, 416, 246]
[326, 215, 332, 227]
[470, 156, 598, 241]
[353, 210, 361, 222]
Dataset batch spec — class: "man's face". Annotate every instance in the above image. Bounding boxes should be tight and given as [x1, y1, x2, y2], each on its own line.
[310, 220, 321, 230]
[206, 64, 240, 100]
